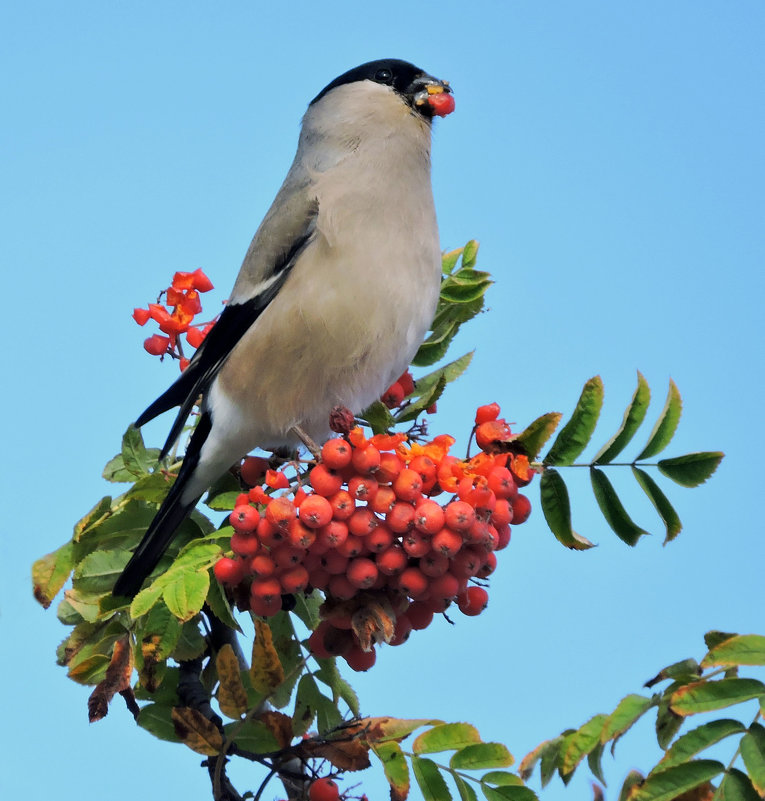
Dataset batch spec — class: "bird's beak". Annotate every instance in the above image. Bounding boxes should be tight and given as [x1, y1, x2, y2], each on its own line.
[412, 77, 455, 117]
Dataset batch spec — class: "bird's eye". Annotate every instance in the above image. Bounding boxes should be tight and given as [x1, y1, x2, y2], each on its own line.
[374, 68, 393, 84]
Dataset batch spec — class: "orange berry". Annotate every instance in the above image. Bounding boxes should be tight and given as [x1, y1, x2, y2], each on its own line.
[344, 644, 376, 672]
[336, 534, 366, 559]
[308, 776, 341, 801]
[328, 489, 355, 520]
[132, 308, 151, 326]
[376, 452, 404, 484]
[413, 500, 445, 535]
[386, 501, 415, 534]
[280, 564, 309, 593]
[241, 456, 269, 486]
[230, 504, 260, 533]
[398, 566, 428, 598]
[364, 524, 394, 553]
[376, 544, 407, 575]
[213, 557, 245, 585]
[444, 500, 476, 533]
[320, 437, 352, 469]
[346, 557, 379, 589]
[457, 585, 489, 616]
[351, 444, 381, 475]
[249, 553, 276, 578]
[348, 475, 378, 502]
[370, 485, 397, 515]
[512, 494, 532, 524]
[230, 530, 260, 558]
[393, 468, 423, 502]
[475, 402, 501, 425]
[348, 507, 378, 538]
[316, 520, 349, 549]
[299, 495, 333, 529]
[402, 530, 431, 558]
[287, 517, 317, 548]
[309, 463, 343, 497]
[266, 497, 295, 530]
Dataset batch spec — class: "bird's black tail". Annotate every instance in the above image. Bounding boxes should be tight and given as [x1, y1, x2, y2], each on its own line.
[113, 413, 212, 599]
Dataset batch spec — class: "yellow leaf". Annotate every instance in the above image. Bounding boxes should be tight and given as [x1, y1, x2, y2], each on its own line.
[250, 619, 285, 694]
[216, 644, 249, 719]
[171, 707, 224, 755]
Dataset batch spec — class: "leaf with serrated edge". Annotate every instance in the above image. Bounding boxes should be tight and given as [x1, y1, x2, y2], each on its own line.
[462, 240, 479, 269]
[363, 717, 445, 744]
[629, 760, 723, 801]
[740, 722, 765, 795]
[655, 719, 745, 771]
[590, 468, 649, 546]
[412, 352, 474, 400]
[162, 569, 209, 622]
[514, 413, 562, 461]
[544, 376, 604, 466]
[481, 772, 524, 787]
[702, 635, 765, 668]
[588, 742, 607, 785]
[601, 694, 655, 747]
[73, 549, 132, 595]
[561, 715, 607, 775]
[442, 247, 463, 275]
[396, 374, 447, 424]
[715, 768, 761, 801]
[657, 452, 724, 488]
[372, 741, 411, 801]
[670, 678, 765, 716]
[481, 787, 537, 801]
[631, 467, 682, 544]
[540, 469, 595, 550]
[224, 719, 280, 754]
[413, 723, 482, 754]
[130, 582, 164, 618]
[636, 379, 682, 460]
[454, 774, 478, 801]
[412, 756, 453, 801]
[451, 743, 514, 771]
[205, 577, 241, 632]
[137, 702, 183, 742]
[594, 372, 651, 463]
[250, 618, 285, 695]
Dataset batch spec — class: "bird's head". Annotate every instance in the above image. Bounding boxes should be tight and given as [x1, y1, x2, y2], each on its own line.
[310, 59, 455, 120]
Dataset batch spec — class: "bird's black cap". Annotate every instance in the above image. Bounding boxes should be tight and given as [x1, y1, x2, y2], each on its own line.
[310, 59, 433, 106]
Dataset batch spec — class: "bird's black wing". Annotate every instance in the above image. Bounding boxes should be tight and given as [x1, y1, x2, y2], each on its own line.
[136, 205, 318, 459]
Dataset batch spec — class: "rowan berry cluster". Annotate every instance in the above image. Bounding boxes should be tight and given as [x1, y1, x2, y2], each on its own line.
[213, 402, 533, 672]
[132, 268, 216, 370]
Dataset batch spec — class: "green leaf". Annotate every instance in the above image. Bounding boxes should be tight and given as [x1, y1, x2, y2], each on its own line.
[539, 469, 595, 550]
[740, 722, 765, 795]
[102, 454, 134, 483]
[631, 467, 683, 544]
[561, 714, 608, 775]
[594, 372, 651, 463]
[121, 425, 161, 476]
[413, 322, 459, 367]
[454, 774, 479, 801]
[74, 499, 155, 553]
[72, 548, 132, 594]
[657, 452, 724, 488]
[462, 239, 479, 269]
[411, 352, 474, 400]
[171, 620, 206, 661]
[601, 694, 656, 749]
[645, 658, 702, 688]
[203, 491, 241, 512]
[127, 472, 176, 504]
[32, 542, 74, 608]
[314, 658, 360, 717]
[292, 674, 322, 736]
[656, 698, 685, 749]
[442, 246, 464, 275]
[670, 678, 765, 716]
[130, 582, 165, 618]
[587, 742, 607, 785]
[716, 768, 761, 801]
[618, 771, 645, 801]
[702, 635, 765, 668]
[315, 694, 343, 735]
[205, 577, 241, 633]
[539, 737, 565, 787]
[590, 468, 650, 545]
[705, 631, 739, 651]
[73, 496, 113, 539]
[266, 612, 304, 709]
[451, 743, 514, 771]
[413, 723, 483, 754]
[635, 379, 682, 460]
[544, 376, 604, 466]
[225, 719, 281, 753]
[440, 276, 492, 304]
[373, 741, 411, 801]
[481, 787, 537, 801]
[629, 759, 723, 801]
[481, 772, 524, 787]
[162, 570, 210, 622]
[137, 702, 183, 743]
[412, 756, 453, 801]
[656, 719, 746, 770]
[513, 413, 562, 461]
[396, 374, 447, 424]
[361, 400, 396, 434]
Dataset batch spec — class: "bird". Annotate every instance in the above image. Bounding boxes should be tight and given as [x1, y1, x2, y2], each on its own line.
[113, 58, 455, 598]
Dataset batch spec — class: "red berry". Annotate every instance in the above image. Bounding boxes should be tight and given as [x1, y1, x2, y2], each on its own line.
[386, 501, 415, 534]
[240, 456, 269, 487]
[419, 551, 449, 577]
[230, 504, 260, 533]
[280, 564, 309, 593]
[431, 527, 463, 557]
[398, 566, 429, 598]
[370, 484, 397, 515]
[309, 463, 343, 497]
[390, 614, 413, 646]
[306, 623, 333, 659]
[475, 402, 501, 425]
[251, 577, 282, 603]
[132, 307, 151, 326]
[512, 494, 532, 524]
[346, 557, 379, 589]
[287, 517, 317, 549]
[406, 601, 434, 630]
[413, 500, 445, 535]
[266, 497, 295, 530]
[457, 585, 489, 616]
[321, 437, 353, 469]
[376, 452, 404, 484]
[249, 553, 276, 579]
[230, 530, 260, 558]
[476, 552, 497, 578]
[336, 534, 366, 559]
[316, 520, 349, 549]
[250, 594, 281, 617]
[270, 545, 304, 570]
[328, 574, 356, 601]
[351, 444, 381, 475]
[348, 475, 378, 502]
[444, 500, 476, 533]
[427, 91, 455, 117]
[381, 381, 405, 408]
[344, 645, 376, 672]
[213, 557, 245, 585]
[348, 507, 378, 538]
[397, 370, 415, 395]
[491, 498, 513, 526]
[299, 494, 333, 528]
[364, 524, 394, 553]
[393, 468, 423, 502]
[376, 544, 407, 575]
[328, 489, 355, 520]
[487, 466, 518, 500]
[402, 530, 431, 558]
[475, 419, 512, 451]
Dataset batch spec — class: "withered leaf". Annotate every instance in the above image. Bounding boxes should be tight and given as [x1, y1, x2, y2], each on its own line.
[171, 707, 224, 755]
[302, 737, 372, 772]
[87, 636, 133, 722]
[352, 596, 396, 651]
[256, 710, 294, 750]
[216, 644, 248, 719]
[250, 619, 285, 694]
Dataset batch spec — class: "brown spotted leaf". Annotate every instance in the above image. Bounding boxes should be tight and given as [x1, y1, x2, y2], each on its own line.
[216, 644, 248, 719]
[171, 707, 224, 755]
[33, 542, 74, 608]
[250, 618, 285, 694]
[257, 710, 294, 750]
[303, 736, 372, 772]
[87, 636, 133, 722]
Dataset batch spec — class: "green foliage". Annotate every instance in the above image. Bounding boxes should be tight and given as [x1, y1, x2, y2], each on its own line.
[520, 630, 765, 800]
[517, 372, 724, 548]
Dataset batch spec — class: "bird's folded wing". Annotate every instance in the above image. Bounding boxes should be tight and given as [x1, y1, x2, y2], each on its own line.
[135, 195, 319, 459]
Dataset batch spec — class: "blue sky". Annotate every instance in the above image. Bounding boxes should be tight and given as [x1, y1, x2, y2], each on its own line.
[2, 2, 764, 800]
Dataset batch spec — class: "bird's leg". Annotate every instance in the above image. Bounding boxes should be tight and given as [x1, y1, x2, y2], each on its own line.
[289, 425, 321, 460]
